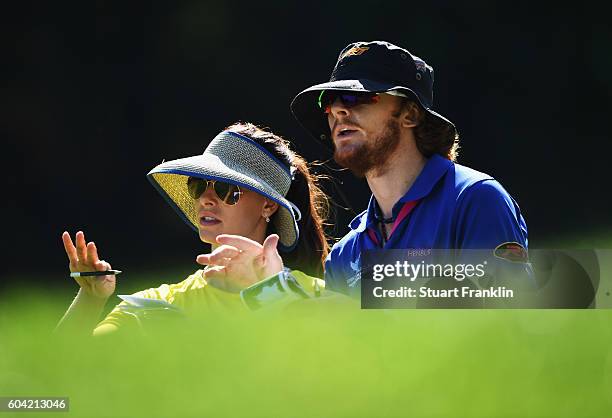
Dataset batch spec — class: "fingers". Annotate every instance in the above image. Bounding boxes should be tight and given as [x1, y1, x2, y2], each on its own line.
[86, 242, 100, 264]
[216, 234, 263, 255]
[87, 241, 100, 265]
[203, 265, 226, 279]
[95, 259, 107, 272]
[65, 231, 113, 274]
[202, 266, 227, 289]
[62, 231, 78, 268]
[199, 257, 233, 267]
[196, 245, 241, 266]
[262, 234, 279, 255]
[95, 260, 113, 275]
[262, 234, 284, 276]
[75, 231, 87, 264]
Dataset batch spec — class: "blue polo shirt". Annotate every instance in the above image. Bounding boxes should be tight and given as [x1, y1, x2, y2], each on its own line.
[324, 154, 529, 296]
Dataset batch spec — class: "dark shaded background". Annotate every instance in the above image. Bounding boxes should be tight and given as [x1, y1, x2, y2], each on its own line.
[3, 1, 611, 287]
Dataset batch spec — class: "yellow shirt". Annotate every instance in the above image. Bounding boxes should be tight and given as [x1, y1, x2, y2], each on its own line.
[93, 269, 331, 336]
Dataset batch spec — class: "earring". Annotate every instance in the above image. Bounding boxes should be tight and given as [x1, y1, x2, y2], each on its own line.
[265, 216, 270, 223]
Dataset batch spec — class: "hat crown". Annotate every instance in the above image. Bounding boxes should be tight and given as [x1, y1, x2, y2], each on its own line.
[204, 131, 291, 196]
[289, 40, 455, 146]
[330, 40, 435, 108]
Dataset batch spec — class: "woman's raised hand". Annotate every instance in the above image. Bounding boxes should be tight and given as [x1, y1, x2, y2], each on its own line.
[62, 231, 116, 300]
[196, 234, 284, 293]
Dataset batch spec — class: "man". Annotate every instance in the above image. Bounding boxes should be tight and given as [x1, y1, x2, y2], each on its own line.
[290, 40, 529, 296]
[199, 40, 530, 303]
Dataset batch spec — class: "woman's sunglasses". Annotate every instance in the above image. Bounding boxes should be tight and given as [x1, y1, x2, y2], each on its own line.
[317, 91, 381, 114]
[186, 177, 242, 205]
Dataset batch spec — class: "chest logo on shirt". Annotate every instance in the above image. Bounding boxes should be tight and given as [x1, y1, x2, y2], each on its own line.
[494, 242, 528, 263]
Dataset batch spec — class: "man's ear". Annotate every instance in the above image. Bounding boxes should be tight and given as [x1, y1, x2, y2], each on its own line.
[262, 199, 279, 218]
[400, 102, 422, 129]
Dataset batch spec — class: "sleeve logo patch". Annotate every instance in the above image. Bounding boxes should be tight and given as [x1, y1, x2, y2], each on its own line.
[494, 242, 528, 263]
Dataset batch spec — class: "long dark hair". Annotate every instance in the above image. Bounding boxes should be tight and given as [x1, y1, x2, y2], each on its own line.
[224, 122, 330, 277]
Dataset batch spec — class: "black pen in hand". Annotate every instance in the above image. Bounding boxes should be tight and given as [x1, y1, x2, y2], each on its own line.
[70, 270, 122, 277]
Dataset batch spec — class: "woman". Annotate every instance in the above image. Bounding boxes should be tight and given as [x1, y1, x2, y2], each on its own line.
[56, 122, 330, 336]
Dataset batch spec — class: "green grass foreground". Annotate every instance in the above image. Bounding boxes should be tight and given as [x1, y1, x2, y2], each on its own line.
[1, 290, 611, 418]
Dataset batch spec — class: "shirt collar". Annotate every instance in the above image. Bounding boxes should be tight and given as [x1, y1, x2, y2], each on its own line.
[349, 154, 453, 232]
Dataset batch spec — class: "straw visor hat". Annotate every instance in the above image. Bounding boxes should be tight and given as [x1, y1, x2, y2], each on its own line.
[147, 130, 301, 252]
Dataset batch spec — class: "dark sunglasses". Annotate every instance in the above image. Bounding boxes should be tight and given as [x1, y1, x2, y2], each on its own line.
[186, 177, 242, 205]
[317, 91, 381, 114]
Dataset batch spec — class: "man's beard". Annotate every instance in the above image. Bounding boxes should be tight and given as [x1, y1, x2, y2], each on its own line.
[333, 117, 401, 178]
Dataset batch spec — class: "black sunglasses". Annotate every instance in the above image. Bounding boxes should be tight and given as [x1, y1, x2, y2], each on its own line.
[317, 91, 381, 114]
[186, 177, 242, 205]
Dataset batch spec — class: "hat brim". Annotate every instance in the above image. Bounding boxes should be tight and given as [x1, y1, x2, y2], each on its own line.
[147, 154, 299, 252]
[290, 78, 455, 145]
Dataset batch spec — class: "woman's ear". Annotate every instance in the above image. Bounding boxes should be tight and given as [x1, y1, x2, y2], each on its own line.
[400, 102, 422, 129]
[262, 199, 279, 218]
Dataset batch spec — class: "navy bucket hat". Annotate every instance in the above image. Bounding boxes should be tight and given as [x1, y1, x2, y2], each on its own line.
[290, 40, 456, 143]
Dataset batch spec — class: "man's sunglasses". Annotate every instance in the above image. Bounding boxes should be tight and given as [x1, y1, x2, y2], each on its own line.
[317, 91, 381, 114]
[186, 177, 242, 205]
